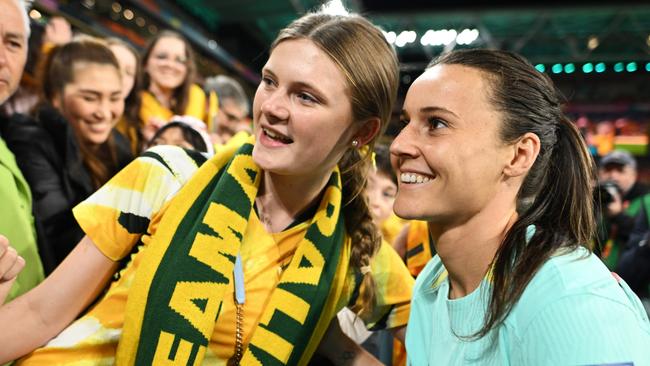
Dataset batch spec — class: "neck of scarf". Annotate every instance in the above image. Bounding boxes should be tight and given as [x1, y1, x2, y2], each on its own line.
[117, 136, 348, 365]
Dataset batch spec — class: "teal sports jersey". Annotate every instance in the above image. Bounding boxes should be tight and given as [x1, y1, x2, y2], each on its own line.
[406, 247, 650, 365]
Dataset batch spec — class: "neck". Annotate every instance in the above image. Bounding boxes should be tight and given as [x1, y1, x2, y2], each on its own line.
[430, 195, 518, 300]
[255, 169, 332, 233]
[149, 83, 173, 109]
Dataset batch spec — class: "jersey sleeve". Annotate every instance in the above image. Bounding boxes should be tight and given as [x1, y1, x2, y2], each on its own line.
[72, 146, 204, 261]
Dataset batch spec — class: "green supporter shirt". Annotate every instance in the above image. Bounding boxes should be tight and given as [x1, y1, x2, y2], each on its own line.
[406, 247, 650, 365]
[0, 137, 44, 300]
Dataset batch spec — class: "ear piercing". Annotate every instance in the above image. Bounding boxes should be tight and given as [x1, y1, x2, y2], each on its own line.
[351, 140, 359, 148]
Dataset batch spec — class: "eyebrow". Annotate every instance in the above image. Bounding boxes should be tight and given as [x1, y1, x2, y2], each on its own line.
[262, 67, 328, 104]
[4, 32, 26, 42]
[418, 106, 459, 118]
[78, 89, 122, 96]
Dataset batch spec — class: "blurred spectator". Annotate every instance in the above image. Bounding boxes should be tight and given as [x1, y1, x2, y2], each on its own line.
[139, 30, 208, 141]
[597, 150, 648, 268]
[204, 75, 251, 145]
[148, 115, 214, 156]
[0, 0, 45, 300]
[107, 37, 144, 155]
[367, 144, 402, 245]
[1, 16, 72, 118]
[5, 38, 132, 269]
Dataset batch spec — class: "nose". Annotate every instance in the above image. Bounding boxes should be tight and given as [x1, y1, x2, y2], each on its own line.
[93, 100, 113, 121]
[260, 90, 289, 123]
[390, 123, 420, 163]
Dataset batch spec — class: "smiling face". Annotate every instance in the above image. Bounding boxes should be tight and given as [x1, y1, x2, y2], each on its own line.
[109, 43, 137, 98]
[390, 64, 513, 225]
[53, 63, 124, 146]
[0, 0, 28, 104]
[252, 38, 357, 179]
[145, 36, 188, 92]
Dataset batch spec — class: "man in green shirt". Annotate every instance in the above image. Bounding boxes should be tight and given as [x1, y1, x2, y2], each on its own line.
[0, 0, 44, 301]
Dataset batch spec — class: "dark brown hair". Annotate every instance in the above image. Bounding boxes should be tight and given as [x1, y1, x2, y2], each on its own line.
[429, 49, 596, 339]
[273, 13, 399, 315]
[140, 30, 196, 115]
[40, 37, 124, 189]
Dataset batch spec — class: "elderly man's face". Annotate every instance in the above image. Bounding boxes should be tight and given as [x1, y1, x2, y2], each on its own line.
[599, 163, 637, 194]
[0, 0, 28, 104]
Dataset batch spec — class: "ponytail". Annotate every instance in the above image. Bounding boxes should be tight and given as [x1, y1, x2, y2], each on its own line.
[430, 49, 596, 340]
[475, 116, 595, 339]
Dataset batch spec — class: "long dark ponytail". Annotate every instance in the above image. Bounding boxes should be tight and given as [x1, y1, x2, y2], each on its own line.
[430, 49, 596, 339]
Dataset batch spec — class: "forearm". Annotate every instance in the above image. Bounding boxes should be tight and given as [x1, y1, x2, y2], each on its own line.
[0, 236, 117, 362]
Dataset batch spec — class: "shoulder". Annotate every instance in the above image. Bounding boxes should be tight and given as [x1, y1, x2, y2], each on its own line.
[4, 115, 54, 158]
[138, 145, 205, 183]
[112, 130, 134, 166]
[412, 255, 445, 298]
[508, 247, 644, 330]
[5, 114, 46, 141]
[189, 84, 206, 98]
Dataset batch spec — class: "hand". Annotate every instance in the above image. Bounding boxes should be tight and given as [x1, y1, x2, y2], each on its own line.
[142, 117, 166, 143]
[606, 192, 623, 216]
[0, 235, 25, 304]
[316, 317, 383, 366]
[43, 17, 72, 46]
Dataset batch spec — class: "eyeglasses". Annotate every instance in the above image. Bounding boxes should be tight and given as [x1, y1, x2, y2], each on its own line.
[152, 52, 187, 66]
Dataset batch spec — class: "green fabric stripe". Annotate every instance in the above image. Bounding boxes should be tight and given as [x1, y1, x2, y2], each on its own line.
[406, 243, 424, 258]
[136, 164, 228, 364]
[183, 148, 208, 167]
[133, 141, 344, 365]
[284, 172, 344, 365]
[141, 151, 173, 174]
[136, 144, 253, 364]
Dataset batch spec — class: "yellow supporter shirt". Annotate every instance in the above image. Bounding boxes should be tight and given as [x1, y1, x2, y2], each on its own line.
[139, 84, 207, 126]
[17, 145, 412, 365]
[381, 213, 406, 245]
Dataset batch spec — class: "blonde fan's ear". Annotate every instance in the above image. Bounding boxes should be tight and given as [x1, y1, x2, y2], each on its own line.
[351, 117, 381, 146]
[503, 132, 541, 178]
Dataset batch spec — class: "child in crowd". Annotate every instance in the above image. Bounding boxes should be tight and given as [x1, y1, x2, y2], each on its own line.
[148, 116, 214, 156]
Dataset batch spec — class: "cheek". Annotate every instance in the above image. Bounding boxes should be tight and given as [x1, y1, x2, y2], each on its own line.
[178, 65, 188, 78]
[62, 98, 90, 123]
[112, 100, 125, 120]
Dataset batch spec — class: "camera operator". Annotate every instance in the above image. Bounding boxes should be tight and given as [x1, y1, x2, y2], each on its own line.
[597, 150, 648, 268]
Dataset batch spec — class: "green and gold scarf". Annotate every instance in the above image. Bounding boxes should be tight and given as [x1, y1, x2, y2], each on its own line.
[117, 136, 351, 365]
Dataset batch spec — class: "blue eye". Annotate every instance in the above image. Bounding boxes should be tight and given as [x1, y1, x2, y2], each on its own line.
[427, 117, 448, 130]
[297, 92, 317, 104]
